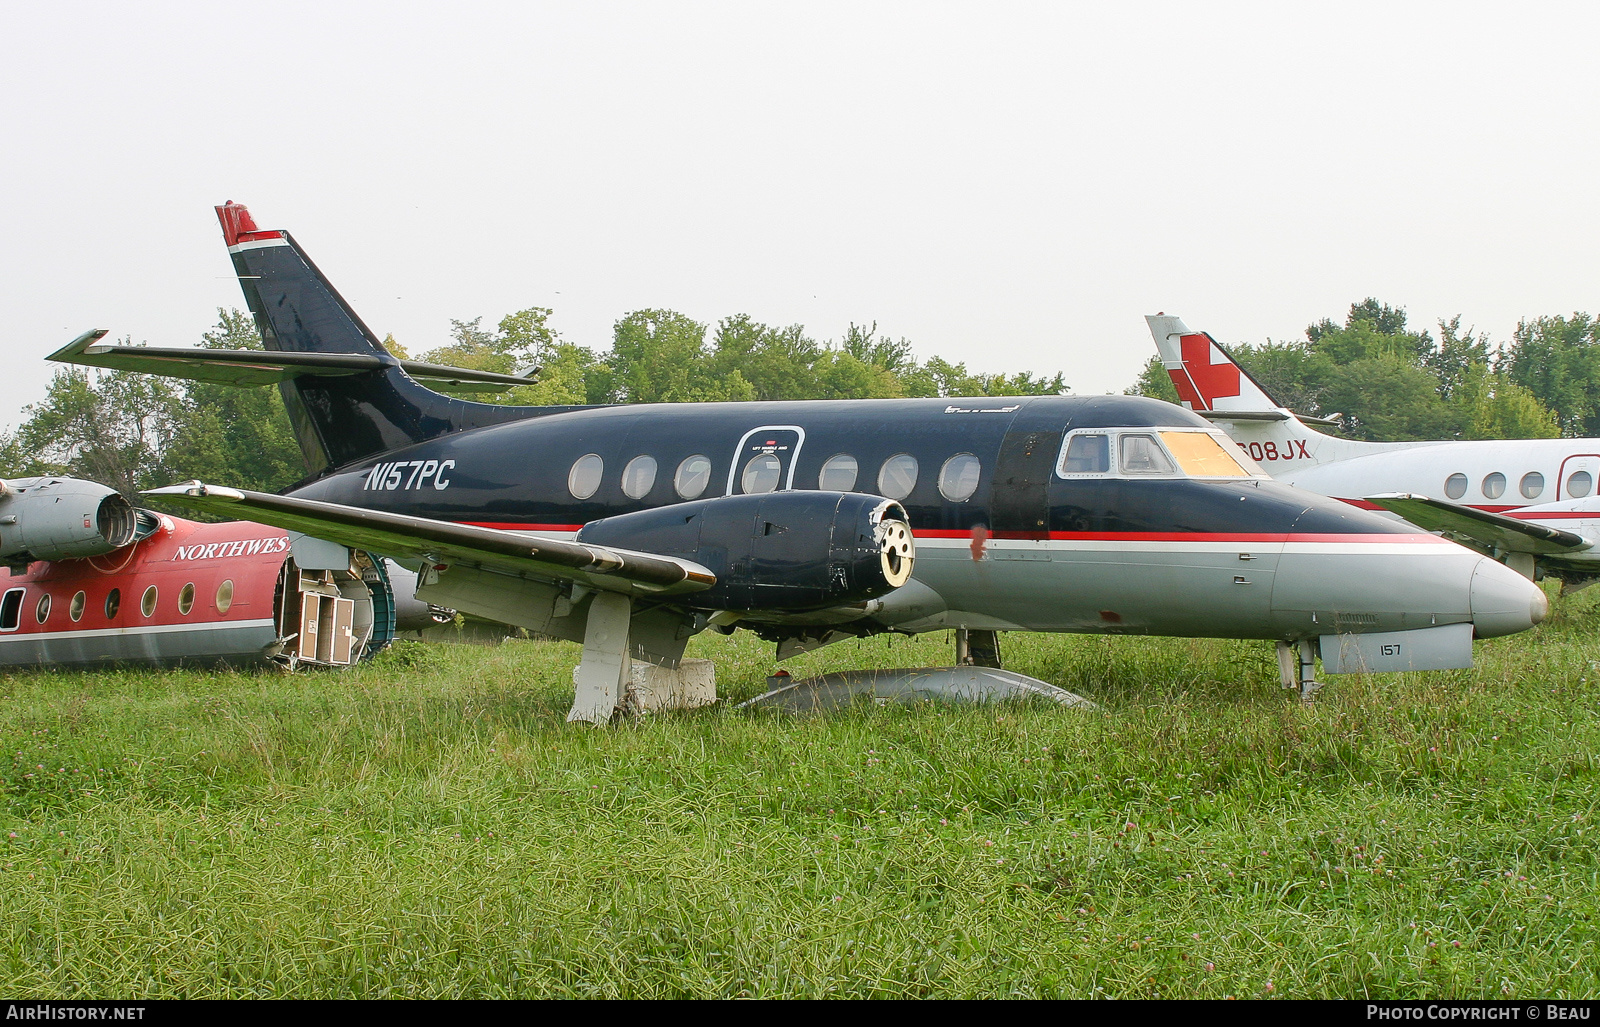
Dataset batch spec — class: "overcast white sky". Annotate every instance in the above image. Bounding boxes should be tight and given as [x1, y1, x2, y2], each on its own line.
[3, 1, 1597, 427]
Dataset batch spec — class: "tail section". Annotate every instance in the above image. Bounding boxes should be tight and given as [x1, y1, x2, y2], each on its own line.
[216, 202, 545, 477]
[1144, 314, 1372, 472]
[1145, 314, 1284, 415]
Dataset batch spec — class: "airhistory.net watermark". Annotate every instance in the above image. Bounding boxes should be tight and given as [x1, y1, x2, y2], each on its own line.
[4, 1006, 145, 1021]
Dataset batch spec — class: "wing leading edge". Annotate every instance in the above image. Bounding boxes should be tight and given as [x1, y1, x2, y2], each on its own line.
[141, 482, 716, 598]
[50, 330, 536, 395]
[1366, 492, 1593, 556]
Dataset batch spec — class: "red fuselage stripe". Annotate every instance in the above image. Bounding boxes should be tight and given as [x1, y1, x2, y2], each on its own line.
[912, 529, 1447, 543]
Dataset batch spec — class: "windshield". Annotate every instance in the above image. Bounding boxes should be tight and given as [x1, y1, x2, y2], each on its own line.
[1158, 431, 1253, 478]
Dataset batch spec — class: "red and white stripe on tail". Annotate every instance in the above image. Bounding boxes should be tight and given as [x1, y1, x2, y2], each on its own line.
[1145, 314, 1283, 415]
[1144, 314, 1379, 473]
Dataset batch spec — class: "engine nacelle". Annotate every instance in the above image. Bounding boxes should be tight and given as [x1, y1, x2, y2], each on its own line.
[577, 491, 914, 613]
[0, 477, 138, 565]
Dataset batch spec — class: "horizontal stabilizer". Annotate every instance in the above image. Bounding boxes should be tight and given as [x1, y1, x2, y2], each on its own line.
[1198, 409, 1343, 427]
[48, 330, 538, 395]
[1367, 492, 1593, 555]
[141, 482, 715, 598]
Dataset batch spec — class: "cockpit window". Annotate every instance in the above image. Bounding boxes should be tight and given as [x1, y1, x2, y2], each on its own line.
[1120, 434, 1175, 474]
[1158, 431, 1253, 478]
[1060, 434, 1109, 474]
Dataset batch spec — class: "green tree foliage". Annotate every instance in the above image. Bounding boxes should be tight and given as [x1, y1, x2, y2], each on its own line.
[6, 304, 1065, 496]
[1127, 298, 1565, 443]
[163, 310, 304, 494]
[13, 361, 182, 495]
[1125, 356, 1180, 404]
[1499, 313, 1600, 437]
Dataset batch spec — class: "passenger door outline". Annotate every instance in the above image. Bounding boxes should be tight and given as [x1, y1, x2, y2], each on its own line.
[726, 426, 806, 495]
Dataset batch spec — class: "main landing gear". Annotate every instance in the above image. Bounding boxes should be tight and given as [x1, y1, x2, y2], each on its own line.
[955, 628, 1003, 669]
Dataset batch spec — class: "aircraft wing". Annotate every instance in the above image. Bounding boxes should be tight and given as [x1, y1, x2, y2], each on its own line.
[1366, 493, 1595, 556]
[49, 329, 535, 395]
[141, 482, 715, 598]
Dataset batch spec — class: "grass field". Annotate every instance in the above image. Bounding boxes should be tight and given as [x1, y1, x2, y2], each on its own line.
[3, 586, 1598, 999]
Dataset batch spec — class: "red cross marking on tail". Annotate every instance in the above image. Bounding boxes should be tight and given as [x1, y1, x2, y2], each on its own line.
[1166, 333, 1241, 411]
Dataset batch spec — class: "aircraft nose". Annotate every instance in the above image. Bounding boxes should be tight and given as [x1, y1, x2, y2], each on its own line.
[1470, 557, 1549, 638]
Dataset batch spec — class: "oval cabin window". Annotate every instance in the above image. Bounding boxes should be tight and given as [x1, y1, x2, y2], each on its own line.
[34, 593, 50, 625]
[1444, 473, 1468, 500]
[69, 591, 86, 623]
[877, 454, 919, 500]
[938, 454, 981, 502]
[104, 588, 121, 620]
[674, 455, 712, 499]
[215, 579, 234, 615]
[1482, 472, 1506, 500]
[1568, 471, 1593, 499]
[141, 585, 158, 618]
[178, 583, 195, 616]
[741, 453, 783, 494]
[1520, 472, 1544, 499]
[568, 454, 604, 500]
[621, 455, 658, 500]
[819, 454, 859, 492]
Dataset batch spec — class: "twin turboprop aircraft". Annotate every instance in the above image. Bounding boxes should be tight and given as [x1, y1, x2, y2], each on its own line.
[1147, 314, 1600, 589]
[50, 203, 1547, 717]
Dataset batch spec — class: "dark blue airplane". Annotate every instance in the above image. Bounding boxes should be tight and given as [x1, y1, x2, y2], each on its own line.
[54, 203, 1545, 720]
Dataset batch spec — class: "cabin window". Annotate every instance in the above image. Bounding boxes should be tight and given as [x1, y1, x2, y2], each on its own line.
[877, 454, 919, 500]
[104, 588, 121, 620]
[674, 455, 712, 499]
[141, 585, 158, 618]
[0, 589, 24, 632]
[216, 579, 234, 615]
[938, 454, 982, 502]
[178, 583, 195, 616]
[1059, 434, 1109, 475]
[34, 593, 50, 625]
[1482, 472, 1506, 500]
[1569, 471, 1593, 499]
[1444, 473, 1468, 499]
[621, 455, 658, 500]
[69, 591, 85, 622]
[1159, 432, 1252, 478]
[741, 453, 783, 494]
[819, 454, 859, 492]
[1520, 472, 1544, 500]
[568, 454, 604, 500]
[1119, 435, 1175, 474]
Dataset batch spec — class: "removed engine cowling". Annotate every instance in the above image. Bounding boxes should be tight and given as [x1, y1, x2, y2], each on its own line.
[0, 477, 138, 565]
[576, 491, 915, 612]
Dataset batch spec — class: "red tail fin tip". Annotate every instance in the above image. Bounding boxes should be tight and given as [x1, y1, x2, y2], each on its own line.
[215, 201, 280, 247]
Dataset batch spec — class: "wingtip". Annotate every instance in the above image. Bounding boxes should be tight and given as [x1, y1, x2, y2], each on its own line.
[141, 481, 246, 501]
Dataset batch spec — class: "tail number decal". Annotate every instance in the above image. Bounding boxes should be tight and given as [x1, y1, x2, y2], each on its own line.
[365, 460, 455, 491]
[1238, 440, 1311, 462]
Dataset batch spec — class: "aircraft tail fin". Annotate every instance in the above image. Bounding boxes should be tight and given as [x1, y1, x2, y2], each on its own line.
[1145, 314, 1368, 470]
[216, 202, 544, 478]
[1145, 314, 1287, 415]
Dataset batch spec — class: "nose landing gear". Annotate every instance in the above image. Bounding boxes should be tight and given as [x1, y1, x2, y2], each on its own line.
[1277, 640, 1320, 701]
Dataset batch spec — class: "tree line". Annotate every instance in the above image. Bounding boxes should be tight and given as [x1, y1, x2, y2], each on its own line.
[10, 297, 1597, 502]
[1127, 298, 1600, 442]
[0, 308, 1066, 496]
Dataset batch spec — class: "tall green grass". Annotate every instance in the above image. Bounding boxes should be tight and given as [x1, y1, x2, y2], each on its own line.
[2, 586, 1597, 998]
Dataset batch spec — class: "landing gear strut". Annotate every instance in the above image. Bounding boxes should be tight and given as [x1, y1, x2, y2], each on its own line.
[1276, 639, 1320, 702]
[956, 628, 1003, 669]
